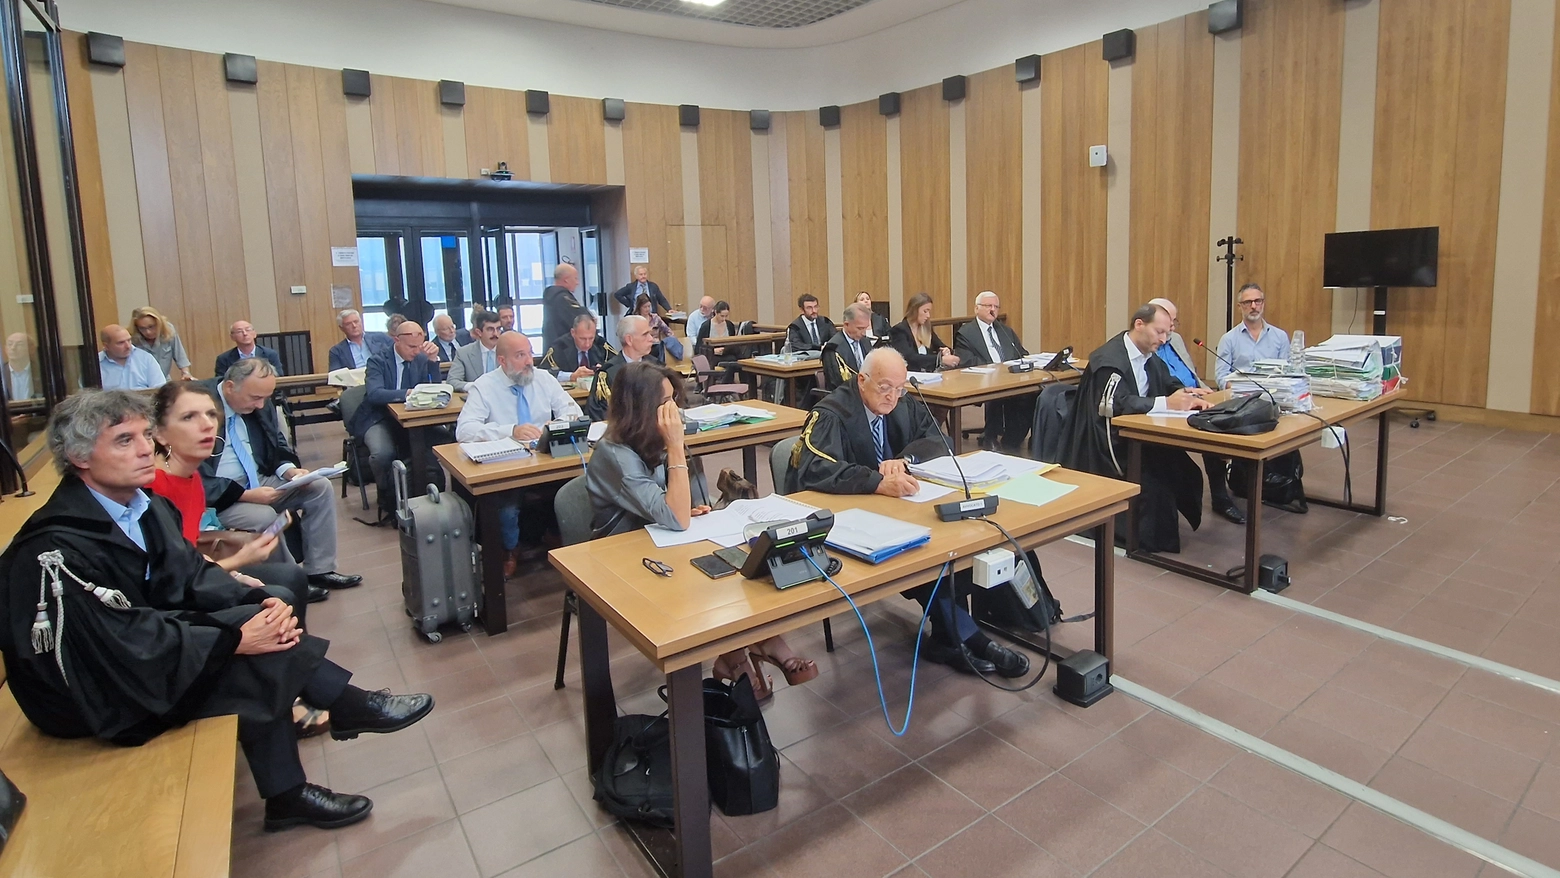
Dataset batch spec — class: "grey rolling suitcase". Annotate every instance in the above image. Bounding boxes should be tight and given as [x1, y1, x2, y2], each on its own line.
[394, 459, 482, 643]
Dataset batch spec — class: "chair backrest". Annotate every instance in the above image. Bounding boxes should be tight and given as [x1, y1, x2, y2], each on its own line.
[692, 354, 712, 374]
[256, 330, 314, 376]
[770, 436, 799, 495]
[737, 320, 756, 335]
[554, 475, 593, 546]
[337, 385, 368, 428]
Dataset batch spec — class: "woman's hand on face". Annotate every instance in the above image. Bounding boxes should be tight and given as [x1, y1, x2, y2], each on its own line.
[656, 399, 685, 448]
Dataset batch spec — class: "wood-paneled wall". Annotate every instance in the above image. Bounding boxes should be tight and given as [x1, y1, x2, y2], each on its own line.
[899, 84, 950, 317]
[783, 110, 829, 309]
[965, 66, 1024, 333]
[622, 102, 685, 302]
[839, 101, 888, 305]
[1534, 3, 1560, 416]
[1040, 43, 1110, 350]
[697, 108, 758, 318]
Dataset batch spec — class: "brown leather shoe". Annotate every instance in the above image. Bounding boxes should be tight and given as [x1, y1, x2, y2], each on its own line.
[503, 550, 518, 579]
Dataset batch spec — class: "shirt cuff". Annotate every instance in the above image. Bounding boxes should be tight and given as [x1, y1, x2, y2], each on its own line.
[274, 462, 294, 479]
[1149, 397, 1171, 414]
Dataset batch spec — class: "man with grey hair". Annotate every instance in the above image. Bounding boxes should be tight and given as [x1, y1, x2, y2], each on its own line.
[586, 314, 655, 421]
[1, 389, 434, 832]
[214, 320, 284, 378]
[685, 296, 716, 342]
[429, 314, 461, 363]
[1147, 297, 1240, 523]
[201, 358, 361, 590]
[328, 309, 392, 371]
[821, 302, 876, 390]
[98, 324, 167, 391]
[542, 263, 591, 349]
[5, 332, 35, 401]
[953, 291, 1034, 452]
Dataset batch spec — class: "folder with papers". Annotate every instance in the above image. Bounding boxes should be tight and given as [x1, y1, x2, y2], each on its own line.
[824, 508, 932, 564]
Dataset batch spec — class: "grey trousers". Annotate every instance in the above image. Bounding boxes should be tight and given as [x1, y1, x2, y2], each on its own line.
[218, 474, 338, 575]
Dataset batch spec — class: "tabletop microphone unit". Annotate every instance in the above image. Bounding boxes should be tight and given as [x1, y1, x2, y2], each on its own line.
[1042, 346, 1074, 372]
[907, 377, 1000, 522]
[542, 418, 591, 455]
[1007, 360, 1036, 374]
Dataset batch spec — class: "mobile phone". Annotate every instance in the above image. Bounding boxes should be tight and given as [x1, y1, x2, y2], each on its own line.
[690, 553, 737, 580]
[260, 513, 289, 539]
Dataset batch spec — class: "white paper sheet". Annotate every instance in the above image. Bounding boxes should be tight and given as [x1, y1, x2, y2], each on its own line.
[644, 494, 822, 548]
[901, 480, 956, 503]
[277, 464, 349, 492]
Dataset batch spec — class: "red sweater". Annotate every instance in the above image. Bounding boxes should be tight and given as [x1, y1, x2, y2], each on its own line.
[149, 468, 205, 543]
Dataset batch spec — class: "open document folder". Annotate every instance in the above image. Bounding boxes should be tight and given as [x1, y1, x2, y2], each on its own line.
[824, 508, 932, 564]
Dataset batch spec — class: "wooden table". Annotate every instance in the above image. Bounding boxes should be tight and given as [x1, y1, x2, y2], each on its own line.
[736, 356, 823, 407]
[913, 363, 1086, 451]
[548, 468, 1136, 878]
[1113, 389, 1400, 592]
[389, 397, 464, 486]
[436, 400, 808, 634]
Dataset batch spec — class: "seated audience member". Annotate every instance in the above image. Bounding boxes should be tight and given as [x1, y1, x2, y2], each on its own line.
[448, 310, 504, 391]
[589, 361, 815, 698]
[430, 314, 462, 363]
[821, 303, 875, 390]
[953, 291, 1033, 452]
[456, 333, 582, 575]
[786, 293, 834, 353]
[215, 320, 285, 378]
[587, 315, 658, 421]
[542, 265, 590, 346]
[1148, 296, 1238, 525]
[496, 303, 517, 334]
[854, 291, 891, 338]
[350, 321, 447, 521]
[199, 358, 360, 590]
[1062, 303, 1211, 553]
[131, 306, 194, 381]
[612, 264, 671, 314]
[98, 324, 168, 391]
[454, 309, 476, 346]
[787, 348, 1029, 677]
[891, 292, 961, 372]
[635, 292, 683, 362]
[541, 313, 615, 382]
[693, 300, 736, 364]
[5, 332, 36, 401]
[328, 309, 392, 371]
[684, 296, 716, 342]
[0, 390, 435, 831]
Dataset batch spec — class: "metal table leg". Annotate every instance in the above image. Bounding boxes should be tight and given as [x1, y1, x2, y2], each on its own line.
[1095, 519, 1115, 661]
[475, 490, 509, 635]
[665, 665, 713, 878]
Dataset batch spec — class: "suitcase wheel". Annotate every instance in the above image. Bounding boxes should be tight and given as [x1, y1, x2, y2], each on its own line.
[460, 622, 473, 633]
[423, 629, 443, 644]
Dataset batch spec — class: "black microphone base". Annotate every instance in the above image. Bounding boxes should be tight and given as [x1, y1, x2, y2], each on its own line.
[935, 495, 999, 522]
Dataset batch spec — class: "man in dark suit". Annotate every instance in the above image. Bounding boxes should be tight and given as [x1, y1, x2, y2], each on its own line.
[953, 291, 1033, 453]
[201, 359, 359, 592]
[349, 321, 446, 519]
[821, 303, 875, 391]
[585, 315, 656, 421]
[541, 313, 616, 381]
[430, 315, 462, 363]
[327, 309, 392, 371]
[786, 294, 834, 353]
[542, 264, 591, 348]
[215, 320, 285, 378]
[611, 264, 671, 315]
[787, 348, 1029, 678]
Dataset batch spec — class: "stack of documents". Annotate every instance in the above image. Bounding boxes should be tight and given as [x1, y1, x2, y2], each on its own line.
[1305, 335, 1403, 398]
[460, 438, 531, 464]
[989, 473, 1079, 509]
[644, 494, 821, 548]
[405, 383, 454, 409]
[278, 463, 350, 492]
[1227, 373, 1314, 413]
[682, 404, 778, 430]
[327, 367, 366, 387]
[907, 371, 942, 385]
[908, 454, 1008, 490]
[825, 508, 932, 563]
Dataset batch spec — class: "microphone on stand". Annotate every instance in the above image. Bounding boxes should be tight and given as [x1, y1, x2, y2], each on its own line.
[907, 376, 997, 521]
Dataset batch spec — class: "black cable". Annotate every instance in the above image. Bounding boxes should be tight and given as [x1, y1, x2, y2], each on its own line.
[951, 516, 1055, 693]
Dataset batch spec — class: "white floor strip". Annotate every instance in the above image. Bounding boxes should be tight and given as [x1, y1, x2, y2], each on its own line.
[1251, 589, 1560, 697]
[1112, 675, 1559, 878]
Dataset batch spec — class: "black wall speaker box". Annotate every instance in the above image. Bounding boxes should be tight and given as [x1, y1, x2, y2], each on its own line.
[750, 109, 771, 131]
[439, 80, 465, 107]
[1015, 54, 1041, 83]
[942, 75, 966, 102]
[1102, 29, 1136, 62]
[679, 104, 700, 127]
[819, 105, 840, 127]
[223, 53, 257, 84]
[878, 92, 900, 116]
[342, 69, 371, 98]
[602, 98, 625, 122]
[1054, 650, 1113, 707]
[85, 32, 124, 68]
[1258, 553, 1290, 592]
[526, 89, 549, 115]
[1208, 0, 1243, 34]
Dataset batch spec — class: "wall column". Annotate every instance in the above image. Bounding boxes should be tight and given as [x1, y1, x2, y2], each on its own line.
[1105, 58, 1132, 332]
[1206, 30, 1242, 347]
[823, 124, 844, 316]
[1334, 0, 1379, 335]
[1020, 79, 1043, 345]
[885, 114, 904, 305]
[680, 127, 704, 300]
[948, 97, 968, 315]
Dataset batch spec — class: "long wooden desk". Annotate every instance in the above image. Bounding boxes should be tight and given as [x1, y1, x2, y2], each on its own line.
[914, 363, 1086, 451]
[735, 356, 822, 406]
[1113, 389, 1400, 592]
[548, 468, 1136, 878]
[436, 400, 807, 634]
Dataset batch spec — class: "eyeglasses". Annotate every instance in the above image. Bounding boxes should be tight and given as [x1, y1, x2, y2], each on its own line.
[1239, 298, 1265, 306]
[870, 382, 909, 399]
[643, 558, 673, 577]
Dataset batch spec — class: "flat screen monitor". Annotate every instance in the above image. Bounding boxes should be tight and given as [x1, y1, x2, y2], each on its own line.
[1323, 227, 1438, 288]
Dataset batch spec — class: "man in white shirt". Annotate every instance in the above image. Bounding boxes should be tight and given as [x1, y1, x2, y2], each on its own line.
[456, 333, 582, 574]
[684, 296, 716, 343]
[98, 325, 167, 391]
[447, 311, 504, 390]
[951, 291, 1034, 452]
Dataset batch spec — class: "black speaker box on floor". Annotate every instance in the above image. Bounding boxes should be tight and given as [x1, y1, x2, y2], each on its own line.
[342, 68, 371, 98]
[818, 105, 840, 127]
[942, 75, 966, 102]
[1259, 554, 1290, 592]
[1102, 29, 1136, 62]
[1208, 0, 1244, 35]
[1015, 54, 1041, 83]
[1054, 650, 1112, 707]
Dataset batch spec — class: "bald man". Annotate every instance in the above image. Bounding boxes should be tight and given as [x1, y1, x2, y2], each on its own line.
[685, 296, 716, 342]
[430, 314, 461, 363]
[1147, 297, 1241, 524]
[98, 325, 167, 391]
[542, 264, 591, 349]
[215, 320, 285, 378]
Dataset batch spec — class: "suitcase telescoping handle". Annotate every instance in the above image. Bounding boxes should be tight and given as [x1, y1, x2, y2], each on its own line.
[392, 459, 410, 515]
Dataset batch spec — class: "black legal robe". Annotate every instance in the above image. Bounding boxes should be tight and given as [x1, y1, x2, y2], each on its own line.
[1062, 332, 1204, 553]
[786, 381, 944, 495]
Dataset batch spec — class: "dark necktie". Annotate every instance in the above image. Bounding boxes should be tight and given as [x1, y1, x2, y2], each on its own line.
[579, 350, 588, 368]
[400, 360, 416, 390]
[871, 416, 889, 464]
[809, 321, 818, 346]
[988, 325, 1003, 361]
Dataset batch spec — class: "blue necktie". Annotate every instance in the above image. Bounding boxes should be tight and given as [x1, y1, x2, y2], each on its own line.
[511, 385, 531, 429]
[871, 416, 888, 465]
[400, 360, 417, 390]
[484, 349, 496, 374]
[227, 413, 260, 489]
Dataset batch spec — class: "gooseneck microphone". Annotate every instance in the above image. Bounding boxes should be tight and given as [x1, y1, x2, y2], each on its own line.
[907, 376, 998, 522]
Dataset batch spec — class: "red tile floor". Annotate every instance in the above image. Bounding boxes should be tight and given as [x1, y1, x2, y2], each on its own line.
[235, 415, 1560, 877]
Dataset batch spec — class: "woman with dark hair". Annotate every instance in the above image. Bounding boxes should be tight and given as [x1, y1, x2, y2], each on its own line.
[694, 300, 735, 363]
[890, 292, 960, 372]
[586, 361, 816, 698]
[635, 292, 682, 362]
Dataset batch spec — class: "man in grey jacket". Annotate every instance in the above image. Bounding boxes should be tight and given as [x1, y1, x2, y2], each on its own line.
[447, 310, 503, 391]
[1148, 298, 1242, 525]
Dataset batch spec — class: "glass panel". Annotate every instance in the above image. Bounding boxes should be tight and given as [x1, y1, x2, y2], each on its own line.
[502, 229, 560, 303]
[0, 17, 35, 449]
[581, 227, 601, 297]
[418, 233, 471, 311]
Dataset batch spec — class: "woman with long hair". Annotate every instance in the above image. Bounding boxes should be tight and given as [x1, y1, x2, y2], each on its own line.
[131, 306, 195, 380]
[694, 300, 735, 363]
[890, 292, 960, 372]
[635, 292, 680, 363]
[586, 361, 816, 698]
[853, 291, 891, 338]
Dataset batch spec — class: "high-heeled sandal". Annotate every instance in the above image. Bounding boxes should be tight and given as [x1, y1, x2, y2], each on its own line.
[748, 637, 819, 688]
[712, 649, 772, 700]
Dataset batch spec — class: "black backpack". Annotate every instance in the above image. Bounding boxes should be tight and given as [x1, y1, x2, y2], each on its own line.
[593, 714, 675, 828]
[1188, 394, 1278, 434]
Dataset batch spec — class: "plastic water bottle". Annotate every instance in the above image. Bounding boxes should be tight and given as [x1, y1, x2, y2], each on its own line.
[1289, 330, 1306, 374]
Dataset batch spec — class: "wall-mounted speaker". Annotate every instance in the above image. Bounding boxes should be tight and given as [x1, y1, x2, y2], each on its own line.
[342, 69, 371, 98]
[819, 105, 840, 127]
[223, 53, 257, 84]
[878, 92, 900, 116]
[679, 104, 700, 127]
[1208, 0, 1243, 35]
[750, 109, 771, 131]
[1102, 29, 1136, 62]
[439, 80, 465, 107]
[602, 98, 625, 122]
[1015, 54, 1041, 84]
[942, 75, 966, 102]
[526, 90, 549, 115]
[85, 32, 124, 68]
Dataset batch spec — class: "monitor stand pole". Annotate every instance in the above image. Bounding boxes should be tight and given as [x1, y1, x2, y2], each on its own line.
[1373, 285, 1436, 429]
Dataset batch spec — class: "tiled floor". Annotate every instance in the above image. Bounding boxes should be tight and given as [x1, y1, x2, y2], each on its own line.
[233, 415, 1560, 878]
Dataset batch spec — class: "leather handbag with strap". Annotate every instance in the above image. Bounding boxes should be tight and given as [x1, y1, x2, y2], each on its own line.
[194, 530, 259, 562]
[1188, 394, 1279, 435]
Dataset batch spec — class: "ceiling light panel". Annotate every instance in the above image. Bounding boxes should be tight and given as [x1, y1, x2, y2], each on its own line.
[571, 0, 880, 29]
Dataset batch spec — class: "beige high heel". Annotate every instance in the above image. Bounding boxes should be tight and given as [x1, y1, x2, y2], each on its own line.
[747, 636, 819, 688]
[712, 649, 772, 700]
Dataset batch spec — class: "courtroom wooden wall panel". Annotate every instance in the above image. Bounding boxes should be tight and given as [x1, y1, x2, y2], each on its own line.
[156, 48, 221, 354]
[315, 66, 362, 368]
[254, 59, 307, 368]
[1130, 14, 1214, 351]
[623, 103, 685, 299]
[965, 65, 1024, 334]
[62, 33, 116, 326]
[785, 110, 830, 309]
[1040, 43, 1110, 351]
[766, 117, 793, 321]
[464, 86, 532, 182]
[697, 109, 757, 318]
[1371, 0, 1509, 407]
[546, 95, 607, 185]
[1237, 0, 1344, 364]
[368, 74, 402, 175]
[839, 100, 889, 305]
[189, 52, 249, 349]
[1534, 5, 1560, 416]
[898, 84, 951, 318]
[121, 42, 184, 327]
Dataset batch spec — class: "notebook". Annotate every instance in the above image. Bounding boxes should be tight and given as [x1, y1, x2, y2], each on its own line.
[460, 437, 531, 464]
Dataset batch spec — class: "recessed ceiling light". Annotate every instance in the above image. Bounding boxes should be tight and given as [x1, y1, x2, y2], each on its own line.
[681, 0, 725, 6]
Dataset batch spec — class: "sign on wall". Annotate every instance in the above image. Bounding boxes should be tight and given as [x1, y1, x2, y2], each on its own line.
[629, 247, 649, 264]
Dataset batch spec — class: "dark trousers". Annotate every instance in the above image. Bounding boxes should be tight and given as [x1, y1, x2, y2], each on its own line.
[364, 421, 449, 513]
[238, 561, 309, 629]
[904, 570, 979, 645]
[984, 397, 1037, 453]
[1203, 453, 1233, 504]
[240, 659, 351, 799]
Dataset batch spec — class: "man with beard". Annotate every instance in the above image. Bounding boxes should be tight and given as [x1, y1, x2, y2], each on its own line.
[456, 332, 582, 575]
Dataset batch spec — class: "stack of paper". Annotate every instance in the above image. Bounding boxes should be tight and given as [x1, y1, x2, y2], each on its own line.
[644, 495, 821, 548]
[907, 371, 943, 385]
[277, 463, 350, 492]
[327, 367, 366, 387]
[825, 508, 932, 564]
[907, 453, 1008, 490]
[460, 438, 531, 464]
[1227, 373, 1314, 413]
[405, 383, 454, 410]
[1305, 335, 1403, 397]
[682, 403, 777, 431]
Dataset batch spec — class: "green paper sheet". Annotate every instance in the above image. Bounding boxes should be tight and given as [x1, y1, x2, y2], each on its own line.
[989, 473, 1079, 508]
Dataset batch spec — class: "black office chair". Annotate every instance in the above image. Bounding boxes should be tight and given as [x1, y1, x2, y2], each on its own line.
[552, 475, 592, 689]
[336, 385, 371, 510]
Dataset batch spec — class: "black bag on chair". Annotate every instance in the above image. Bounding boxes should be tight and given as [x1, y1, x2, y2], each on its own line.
[703, 676, 779, 816]
[1229, 451, 1308, 513]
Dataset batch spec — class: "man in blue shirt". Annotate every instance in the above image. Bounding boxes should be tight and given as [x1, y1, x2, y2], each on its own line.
[327, 309, 392, 371]
[1214, 283, 1290, 386]
[1149, 298, 1244, 524]
[98, 324, 167, 391]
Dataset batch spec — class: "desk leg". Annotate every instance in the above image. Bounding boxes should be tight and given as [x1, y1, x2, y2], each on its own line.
[785, 376, 797, 408]
[1373, 411, 1390, 516]
[577, 602, 617, 775]
[478, 493, 510, 635]
[1094, 519, 1115, 661]
[408, 426, 427, 493]
[1124, 441, 1142, 554]
[1240, 458, 1263, 593]
[948, 406, 963, 453]
[742, 445, 758, 483]
[666, 665, 713, 878]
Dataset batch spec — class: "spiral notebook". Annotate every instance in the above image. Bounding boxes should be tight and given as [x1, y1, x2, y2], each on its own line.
[460, 437, 531, 464]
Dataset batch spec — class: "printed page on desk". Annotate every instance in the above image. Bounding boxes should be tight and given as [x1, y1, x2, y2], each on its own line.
[989, 473, 1078, 508]
[644, 494, 822, 548]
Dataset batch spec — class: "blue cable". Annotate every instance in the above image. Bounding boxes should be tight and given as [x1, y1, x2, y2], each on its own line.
[568, 435, 588, 472]
[805, 554, 948, 737]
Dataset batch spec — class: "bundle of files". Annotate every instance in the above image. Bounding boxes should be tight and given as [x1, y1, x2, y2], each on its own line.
[906, 371, 942, 385]
[404, 382, 454, 409]
[824, 508, 932, 564]
[906, 452, 1009, 490]
[681, 403, 777, 430]
[1226, 373, 1314, 412]
[1303, 335, 1403, 400]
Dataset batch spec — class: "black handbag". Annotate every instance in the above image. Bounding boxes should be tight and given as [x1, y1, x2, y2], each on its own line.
[1188, 394, 1279, 434]
[1230, 451, 1308, 513]
[593, 714, 676, 828]
[702, 676, 779, 816]
[0, 767, 25, 854]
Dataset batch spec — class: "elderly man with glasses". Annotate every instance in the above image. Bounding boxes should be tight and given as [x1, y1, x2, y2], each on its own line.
[215, 320, 285, 378]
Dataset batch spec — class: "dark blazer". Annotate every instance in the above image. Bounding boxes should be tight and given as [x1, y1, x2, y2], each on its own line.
[695, 319, 740, 361]
[542, 285, 590, 350]
[196, 378, 301, 510]
[868, 312, 891, 339]
[327, 332, 392, 372]
[786, 381, 944, 496]
[349, 349, 441, 437]
[585, 353, 640, 422]
[214, 345, 284, 380]
[786, 315, 835, 352]
[953, 318, 1028, 366]
[455, 328, 473, 346]
[889, 321, 953, 373]
[821, 330, 871, 391]
[541, 334, 616, 375]
[612, 280, 671, 313]
[431, 335, 462, 363]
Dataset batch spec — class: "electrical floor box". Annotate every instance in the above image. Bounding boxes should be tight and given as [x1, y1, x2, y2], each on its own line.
[972, 547, 1014, 589]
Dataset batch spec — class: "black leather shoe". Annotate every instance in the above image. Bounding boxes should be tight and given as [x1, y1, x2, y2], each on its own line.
[1213, 502, 1247, 525]
[976, 640, 1030, 678]
[329, 690, 435, 741]
[306, 586, 330, 604]
[308, 571, 363, 589]
[263, 783, 372, 832]
[919, 638, 996, 676]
